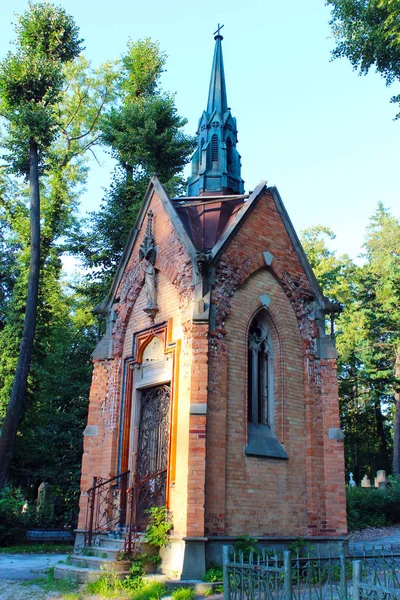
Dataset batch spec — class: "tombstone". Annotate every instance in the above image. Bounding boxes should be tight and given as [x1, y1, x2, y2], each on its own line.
[361, 474, 371, 488]
[36, 482, 54, 523]
[349, 472, 356, 487]
[376, 470, 387, 489]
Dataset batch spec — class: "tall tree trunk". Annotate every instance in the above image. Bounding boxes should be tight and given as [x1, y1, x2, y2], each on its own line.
[0, 140, 41, 490]
[393, 350, 400, 475]
[374, 395, 389, 472]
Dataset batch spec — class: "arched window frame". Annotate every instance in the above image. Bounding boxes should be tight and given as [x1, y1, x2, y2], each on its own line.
[226, 136, 233, 166]
[247, 313, 274, 429]
[211, 134, 218, 162]
[245, 310, 287, 459]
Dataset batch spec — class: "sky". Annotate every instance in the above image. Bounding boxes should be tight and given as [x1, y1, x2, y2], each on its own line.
[0, 0, 399, 264]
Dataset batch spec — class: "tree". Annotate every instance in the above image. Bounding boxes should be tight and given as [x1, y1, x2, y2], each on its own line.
[77, 39, 195, 305]
[362, 203, 400, 473]
[301, 209, 400, 481]
[0, 3, 83, 490]
[327, 0, 400, 116]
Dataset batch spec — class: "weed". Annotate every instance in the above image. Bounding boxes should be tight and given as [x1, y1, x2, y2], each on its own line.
[203, 564, 223, 582]
[144, 506, 172, 548]
[133, 580, 168, 600]
[101, 551, 108, 558]
[171, 587, 196, 600]
[233, 536, 260, 559]
[203, 589, 213, 596]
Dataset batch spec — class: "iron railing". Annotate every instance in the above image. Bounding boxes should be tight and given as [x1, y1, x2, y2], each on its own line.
[223, 544, 400, 600]
[353, 556, 400, 600]
[124, 468, 167, 555]
[84, 470, 130, 547]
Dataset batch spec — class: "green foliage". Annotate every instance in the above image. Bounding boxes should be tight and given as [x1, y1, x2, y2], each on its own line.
[22, 565, 78, 594]
[171, 587, 196, 600]
[233, 536, 260, 559]
[203, 564, 223, 582]
[327, 0, 400, 116]
[287, 538, 314, 556]
[144, 506, 172, 549]
[0, 2, 83, 173]
[85, 572, 166, 598]
[78, 38, 195, 304]
[15, 2, 83, 62]
[121, 38, 166, 100]
[0, 486, 29, 546]
[301, 207, 400, 481]
[347, 487, 388, 529]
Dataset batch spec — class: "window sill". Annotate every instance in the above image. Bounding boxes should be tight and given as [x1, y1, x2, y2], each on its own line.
[245, 423, 288, 459]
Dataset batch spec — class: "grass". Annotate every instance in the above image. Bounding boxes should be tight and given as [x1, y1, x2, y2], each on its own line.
[22, 566, 79, 596]
[0, 542, 73, 554]
[85, 575, 167, 599]
[171, 587, 196, 600]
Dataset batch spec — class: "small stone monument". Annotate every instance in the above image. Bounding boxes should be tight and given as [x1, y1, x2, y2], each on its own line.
[361, 474, 371, 488]
[375, 470, 387, 489]
[36, 482, 54, 523]
[349, 472, 356, 487]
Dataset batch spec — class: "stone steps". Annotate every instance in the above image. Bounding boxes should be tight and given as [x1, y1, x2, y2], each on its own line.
[54, 533, 127, 583]
[54, 563, 130, 583]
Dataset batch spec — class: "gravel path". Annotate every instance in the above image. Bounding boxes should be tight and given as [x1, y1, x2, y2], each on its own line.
[347, 524, 400, 542]
[0, 579, 71, 599]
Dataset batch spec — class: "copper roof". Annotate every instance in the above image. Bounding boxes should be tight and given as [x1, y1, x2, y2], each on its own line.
[173, 195, 247, 251]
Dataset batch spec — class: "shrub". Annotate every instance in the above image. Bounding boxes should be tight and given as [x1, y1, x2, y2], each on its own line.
[346, 480, 400, 530]
[203, 564, 223, 582]
[0, 487, 30, 546]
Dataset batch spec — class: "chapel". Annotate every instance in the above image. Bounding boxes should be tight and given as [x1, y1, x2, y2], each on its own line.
[77, 30, 347, 579]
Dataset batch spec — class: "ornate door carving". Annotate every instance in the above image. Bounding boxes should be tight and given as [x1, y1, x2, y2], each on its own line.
[135, 383, 171, 528]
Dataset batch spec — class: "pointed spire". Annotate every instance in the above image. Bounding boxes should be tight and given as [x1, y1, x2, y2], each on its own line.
[207, 26, 228, 115]
[187, 27, 244, 197]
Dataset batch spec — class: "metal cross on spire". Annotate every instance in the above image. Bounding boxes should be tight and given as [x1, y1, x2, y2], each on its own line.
[214, 23, 224, 37]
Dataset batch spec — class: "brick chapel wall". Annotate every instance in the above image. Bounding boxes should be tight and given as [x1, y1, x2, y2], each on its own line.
[78, 189, 196, 534]
[207, 268, 308, 536]
[122, 270, 192, 538]
[205, 188, 347, 537]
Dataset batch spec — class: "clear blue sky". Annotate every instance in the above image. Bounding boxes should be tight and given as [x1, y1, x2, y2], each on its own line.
[1, 0, 399, 262]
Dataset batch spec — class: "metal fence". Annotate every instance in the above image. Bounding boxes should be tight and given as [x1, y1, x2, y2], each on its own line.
[353, 557, 400, 600]
[223, 544, 400, 600]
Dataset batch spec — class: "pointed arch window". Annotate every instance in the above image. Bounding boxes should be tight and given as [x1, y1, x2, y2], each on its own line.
[247, 313, 273, 427]
[245, 310, 288, 459]
[200, 137, 205, 165]
[211, 134, 218, 162]
[226, 137, 233, 166]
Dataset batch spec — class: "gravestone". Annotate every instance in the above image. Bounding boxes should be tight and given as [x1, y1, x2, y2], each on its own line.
[361, 474, 371, 488]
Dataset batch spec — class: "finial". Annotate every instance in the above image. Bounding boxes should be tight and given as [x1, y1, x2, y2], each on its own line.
[146, 209, 154, 237]
[214, 23, 224, 39]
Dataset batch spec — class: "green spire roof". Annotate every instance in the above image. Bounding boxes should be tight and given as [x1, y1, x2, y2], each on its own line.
[207, 34, 228, 115]
[187, 29, 244, 197]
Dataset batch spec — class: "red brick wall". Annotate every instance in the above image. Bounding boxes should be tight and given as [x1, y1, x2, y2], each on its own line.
[206, 188, 347, 537]
[79, 185, 346, 538]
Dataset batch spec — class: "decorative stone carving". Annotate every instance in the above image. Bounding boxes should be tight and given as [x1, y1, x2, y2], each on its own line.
[139, 210, 158, 322]
[195, 250, 212, 277]
[349, 472, 356, 487]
